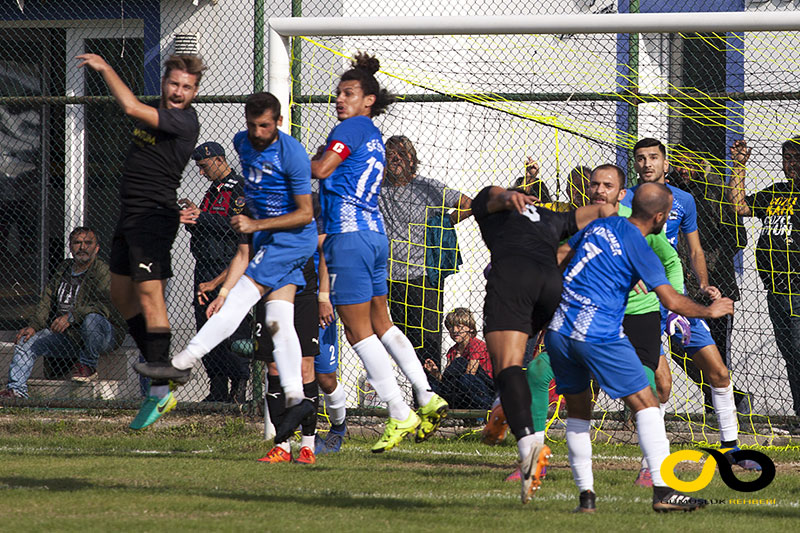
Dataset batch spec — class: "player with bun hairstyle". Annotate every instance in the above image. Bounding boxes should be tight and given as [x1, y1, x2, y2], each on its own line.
[311, 53, 448, 453]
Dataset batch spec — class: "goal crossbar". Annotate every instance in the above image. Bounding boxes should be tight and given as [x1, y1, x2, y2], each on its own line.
[267, 11, 800, 131]
[269, 11, 800, 37]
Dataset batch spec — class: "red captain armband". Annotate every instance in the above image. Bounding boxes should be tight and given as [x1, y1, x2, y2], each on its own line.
[326, 140, 351, 160]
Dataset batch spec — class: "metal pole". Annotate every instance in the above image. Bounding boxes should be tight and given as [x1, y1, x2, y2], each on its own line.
[269, 11, 800, 37]
[254, 0, 265, 92]
[291, 0, 302, 140]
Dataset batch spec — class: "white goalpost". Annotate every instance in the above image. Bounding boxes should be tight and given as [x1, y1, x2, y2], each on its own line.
[262, 11, 800, 441]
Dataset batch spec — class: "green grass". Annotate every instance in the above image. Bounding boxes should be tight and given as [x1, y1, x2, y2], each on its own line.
[0, 410, 798, 532]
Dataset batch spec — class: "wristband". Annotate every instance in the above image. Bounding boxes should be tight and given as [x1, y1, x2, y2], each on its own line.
[318, 291, 330, 303]
[218, 287, 230, 298]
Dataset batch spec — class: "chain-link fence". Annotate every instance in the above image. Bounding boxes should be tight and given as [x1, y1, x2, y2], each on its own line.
[2, 0, 800, 443]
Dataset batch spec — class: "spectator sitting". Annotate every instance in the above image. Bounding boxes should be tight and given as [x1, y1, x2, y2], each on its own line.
[424, 308, 493, 410]
[1, 226, 126, 398]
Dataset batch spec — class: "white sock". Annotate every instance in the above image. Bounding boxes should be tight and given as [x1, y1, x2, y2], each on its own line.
[177, 276, 261, 369]
[301, 434, 315, 450]
[325, 383, 347, 426]
[264, 299, 304, 405]
[517, 434, 537, 461]
[380, 326, 434, 405]
[635, 407, 671, 487]
[150, 384, 170, 399]
[712, 384, 738, 443]
[276, 440, 290, 452]
[533, 431, 545, 445]
[353, 335, 410, 421]
[566, 418, 593, 492]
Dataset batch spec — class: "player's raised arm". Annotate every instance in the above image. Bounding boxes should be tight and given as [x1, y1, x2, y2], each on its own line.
[76, 54, 159, 128]
[572, 202, 617, 229]
[654, 284, 734, 320]
[482, 186, 538, 214]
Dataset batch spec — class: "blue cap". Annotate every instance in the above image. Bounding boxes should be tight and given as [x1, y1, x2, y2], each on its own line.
[192, 141, 225, 160]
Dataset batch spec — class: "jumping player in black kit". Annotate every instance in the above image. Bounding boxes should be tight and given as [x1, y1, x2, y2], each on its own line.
[471, 185, 614, 504]
[77, 52, 206, 429]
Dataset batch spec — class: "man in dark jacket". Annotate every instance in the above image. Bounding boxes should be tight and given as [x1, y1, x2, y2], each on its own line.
[180, 142, 251, 402]
[1, 227, 126, 398]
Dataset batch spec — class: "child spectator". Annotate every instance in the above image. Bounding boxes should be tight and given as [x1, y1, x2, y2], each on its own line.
[424, 308, 493, 409]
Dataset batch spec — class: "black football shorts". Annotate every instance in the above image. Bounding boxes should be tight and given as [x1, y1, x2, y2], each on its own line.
[483, 257, 563, 336]
[110, 208, 180, 281]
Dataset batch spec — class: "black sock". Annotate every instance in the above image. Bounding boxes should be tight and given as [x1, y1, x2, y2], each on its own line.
[495, 366, 534, 439]
[144, 330, 171, 386]
[266, 375, 286, 429]
[145, 330, 171, 364]
[301, 380, 319, 437]
[126, 314, 148, 356]
[721, 440, 737, 448]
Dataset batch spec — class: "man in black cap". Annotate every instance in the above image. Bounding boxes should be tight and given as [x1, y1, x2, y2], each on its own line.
[179, 141, 251, 402]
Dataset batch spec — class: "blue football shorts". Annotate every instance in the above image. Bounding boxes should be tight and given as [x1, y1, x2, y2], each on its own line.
[544, 330, 651, 399]
[322, 231, 388, 306]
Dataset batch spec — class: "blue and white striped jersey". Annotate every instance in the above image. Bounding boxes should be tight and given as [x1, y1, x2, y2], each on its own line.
[548, 216, 670, 342]
[233, 129, 316, 248]
[319, 115, 386, 235]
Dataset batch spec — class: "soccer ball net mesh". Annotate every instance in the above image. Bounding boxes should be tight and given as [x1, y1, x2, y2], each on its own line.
[290, 29, 800, 445]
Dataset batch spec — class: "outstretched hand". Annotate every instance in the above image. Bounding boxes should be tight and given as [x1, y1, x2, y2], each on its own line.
[730, 140, 751, 165]
[76, 53, 109, 73]
[524, 157, 540, 181]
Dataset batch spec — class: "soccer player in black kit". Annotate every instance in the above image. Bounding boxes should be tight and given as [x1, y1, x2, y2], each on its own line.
[77, 53, 206, 429]
[471, 185, 614, 504]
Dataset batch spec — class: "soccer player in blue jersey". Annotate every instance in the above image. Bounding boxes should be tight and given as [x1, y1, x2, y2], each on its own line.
[547, 182, 734, 513]
[311, 53, 447, 453]
[135, 92, 318, 442]
[621, 138, 759, 472]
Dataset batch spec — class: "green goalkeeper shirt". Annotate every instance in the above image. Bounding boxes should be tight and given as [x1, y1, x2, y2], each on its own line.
[618, 203, 685, 315]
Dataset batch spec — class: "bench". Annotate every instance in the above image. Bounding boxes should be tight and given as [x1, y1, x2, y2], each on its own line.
[0, 331, 142, 400]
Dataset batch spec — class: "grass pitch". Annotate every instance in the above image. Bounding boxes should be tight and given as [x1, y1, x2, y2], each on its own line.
[0, 409, 798, 532]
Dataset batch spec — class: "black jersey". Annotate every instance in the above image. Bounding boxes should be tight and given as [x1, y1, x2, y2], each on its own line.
[472, 186, 578, 267]
[747, 181, 800, 293]
[120, 104, 200, 212]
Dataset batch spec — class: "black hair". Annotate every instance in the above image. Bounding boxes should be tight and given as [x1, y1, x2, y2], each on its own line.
[69, 226, 96, 242]
[340, 52, 394, 117]
[245, 92, 281, 121]
[633, 138, 667, 158]
[782, 136, 800, 156]
[512, 177, 553, 203]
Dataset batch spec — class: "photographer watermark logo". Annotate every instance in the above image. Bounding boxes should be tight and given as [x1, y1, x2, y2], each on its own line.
[660, 447, 776, 493]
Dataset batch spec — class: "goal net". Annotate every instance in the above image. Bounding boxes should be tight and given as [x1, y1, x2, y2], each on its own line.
[271, 12, 800, 444]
